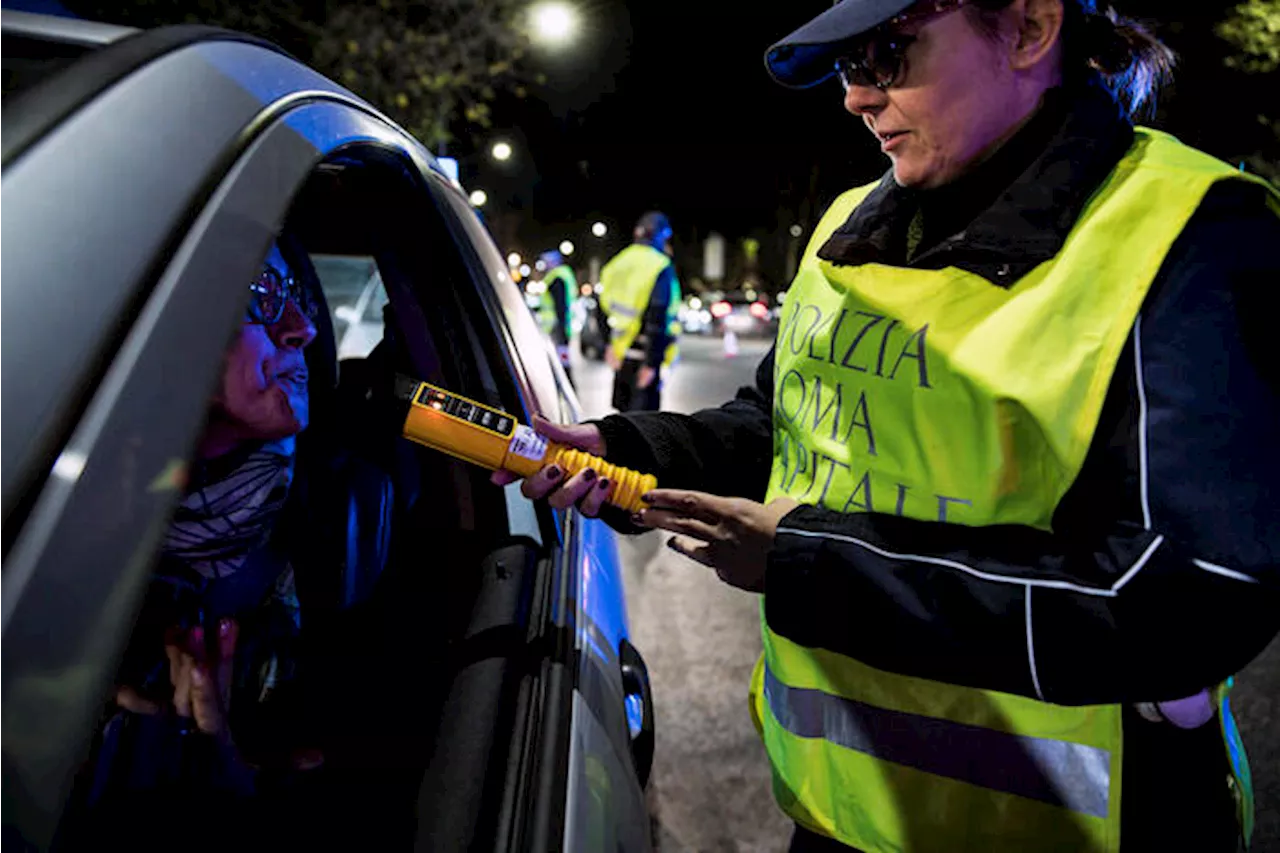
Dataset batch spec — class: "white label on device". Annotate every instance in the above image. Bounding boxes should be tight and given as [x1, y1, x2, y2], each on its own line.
[509, 424, 549, 462]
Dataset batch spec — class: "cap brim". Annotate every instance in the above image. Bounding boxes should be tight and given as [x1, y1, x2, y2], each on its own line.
[765, 0, 915, 88]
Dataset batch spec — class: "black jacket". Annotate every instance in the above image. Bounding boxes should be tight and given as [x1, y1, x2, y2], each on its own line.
[597, 85, 1279, 846]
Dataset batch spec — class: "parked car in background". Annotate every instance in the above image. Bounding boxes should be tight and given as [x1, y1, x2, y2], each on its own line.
[678, 295, 713, 335]
[1, 10, 654, 852]
[576, 286, 610, 361]
[708, 291, 777, 338]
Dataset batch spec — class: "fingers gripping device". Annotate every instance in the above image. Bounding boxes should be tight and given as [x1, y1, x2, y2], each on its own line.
[397, 378, 657, 513]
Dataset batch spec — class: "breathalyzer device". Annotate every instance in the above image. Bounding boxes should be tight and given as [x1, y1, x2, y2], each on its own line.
[396, 378, 657, 513]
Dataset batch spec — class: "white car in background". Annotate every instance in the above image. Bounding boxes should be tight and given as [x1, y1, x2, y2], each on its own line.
[310, 254, 389, 360]
[679, 295, 714, 335]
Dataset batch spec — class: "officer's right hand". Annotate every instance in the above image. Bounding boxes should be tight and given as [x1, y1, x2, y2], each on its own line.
[605, 348, 622, 371]
[490, 416, 614, 517]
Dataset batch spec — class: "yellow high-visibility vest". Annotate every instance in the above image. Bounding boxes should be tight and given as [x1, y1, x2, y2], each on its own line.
[536, 264, 577, 339]
[751, 128, 1275, 852]
[600, 244, 677, 363]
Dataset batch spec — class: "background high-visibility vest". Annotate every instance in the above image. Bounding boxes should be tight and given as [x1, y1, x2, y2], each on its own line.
[536, 264, 576, 340]
[599, 244, 678, 364]
[662, 274, 682, 369]
[752, 129, 1275, 852]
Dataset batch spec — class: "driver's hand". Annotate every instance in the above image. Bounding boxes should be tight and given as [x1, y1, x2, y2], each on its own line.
[114, 619, 238, 739]
[170, 620, 238, 739]
[490, 416, 614, 517]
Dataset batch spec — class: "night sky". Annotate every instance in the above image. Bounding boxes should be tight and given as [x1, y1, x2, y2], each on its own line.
[461, 0, 1277, 290]
[14, 0, 1274, 289]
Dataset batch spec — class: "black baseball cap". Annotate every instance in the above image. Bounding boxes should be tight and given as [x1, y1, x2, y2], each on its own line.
[765, 0, 916, 88]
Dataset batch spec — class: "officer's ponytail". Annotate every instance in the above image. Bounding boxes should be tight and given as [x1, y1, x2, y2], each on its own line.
[968, 1, 1176, 120]
[1068, 3, 1174, 119]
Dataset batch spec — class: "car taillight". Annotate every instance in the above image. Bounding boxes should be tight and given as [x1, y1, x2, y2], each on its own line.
[710, 301, 732, 318]
[749, 302, 769, 319]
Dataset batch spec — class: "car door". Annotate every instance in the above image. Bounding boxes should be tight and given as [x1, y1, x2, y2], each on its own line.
[433, 187, 656, 852]
[3, 25, 648, 853]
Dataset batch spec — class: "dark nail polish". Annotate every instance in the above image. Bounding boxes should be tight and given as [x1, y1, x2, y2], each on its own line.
[597, 478, 611, 491]
[642, 492, 655, 504]
[582, 468, 597, 482]
[546, 465, 562, 479]
[630, 512, 644, 525]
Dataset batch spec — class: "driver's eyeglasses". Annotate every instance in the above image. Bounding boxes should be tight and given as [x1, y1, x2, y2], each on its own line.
[833, 0, 968, 91]
[247, 264, 318, 325]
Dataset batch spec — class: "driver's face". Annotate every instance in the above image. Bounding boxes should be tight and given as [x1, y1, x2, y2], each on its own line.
[213, 244, 317, 443]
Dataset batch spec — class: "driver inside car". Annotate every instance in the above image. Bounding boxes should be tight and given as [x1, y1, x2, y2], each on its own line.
[65, 239, 326, 847]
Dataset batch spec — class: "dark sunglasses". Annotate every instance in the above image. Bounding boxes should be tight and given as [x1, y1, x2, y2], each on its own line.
[833, 0, 968, 91]
[247, 263, 317, 325]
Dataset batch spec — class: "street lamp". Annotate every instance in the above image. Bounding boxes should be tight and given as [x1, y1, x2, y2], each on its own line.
[491, 141, 513, 162]
[591, 221, 607, 238]
[559, 240, 575, 256]
[507, 252, 522, 267]
[519, 263, 532, 277]
[469, 188, 488, 207]
[530, 1, 578, 47]
[789, 224, 803, 237]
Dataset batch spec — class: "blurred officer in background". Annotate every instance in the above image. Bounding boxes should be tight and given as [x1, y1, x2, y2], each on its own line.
[535, 249, 577, 387]
[599, 211, 680, 412]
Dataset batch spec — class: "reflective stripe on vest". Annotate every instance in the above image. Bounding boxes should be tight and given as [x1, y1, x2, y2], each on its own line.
[762, 660, 1111, 819]
[752, 128, 1276, 852]
[599, 244, 671, 361]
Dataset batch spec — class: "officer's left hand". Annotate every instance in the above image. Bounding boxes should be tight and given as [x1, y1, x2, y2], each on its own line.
[636, 489, 800, 592]
[636, 365, 657, 389]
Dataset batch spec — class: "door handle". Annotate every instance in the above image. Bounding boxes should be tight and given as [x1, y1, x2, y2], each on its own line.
[618, 638, 654, 789]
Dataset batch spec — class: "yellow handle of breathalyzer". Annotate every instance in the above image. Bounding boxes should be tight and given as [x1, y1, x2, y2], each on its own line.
[398, 379, 657, 513]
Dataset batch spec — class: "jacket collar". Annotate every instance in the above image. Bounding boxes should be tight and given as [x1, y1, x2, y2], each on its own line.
[817, 82, 1135, 286]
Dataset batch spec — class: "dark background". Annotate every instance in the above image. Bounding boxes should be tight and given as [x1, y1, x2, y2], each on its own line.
[21, 0, 1279, 290]
[465, 0, 1277, 291]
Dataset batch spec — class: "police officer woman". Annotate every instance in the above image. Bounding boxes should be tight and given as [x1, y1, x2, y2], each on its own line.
[496, 1, 1280, 850]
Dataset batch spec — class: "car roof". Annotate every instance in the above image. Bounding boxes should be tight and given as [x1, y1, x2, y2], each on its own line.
[1, 8, 136, 48]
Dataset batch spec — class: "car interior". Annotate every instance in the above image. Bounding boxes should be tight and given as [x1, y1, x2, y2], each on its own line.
[59, 149, 557, 850]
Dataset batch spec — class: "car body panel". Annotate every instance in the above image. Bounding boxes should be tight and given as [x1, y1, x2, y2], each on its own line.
[1, 8, 135, 47]
[564, 692, 652, 851]
[3, 41, 274, 520]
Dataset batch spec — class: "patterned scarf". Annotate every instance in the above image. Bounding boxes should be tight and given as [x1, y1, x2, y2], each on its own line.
[162, 438, 295, 580]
